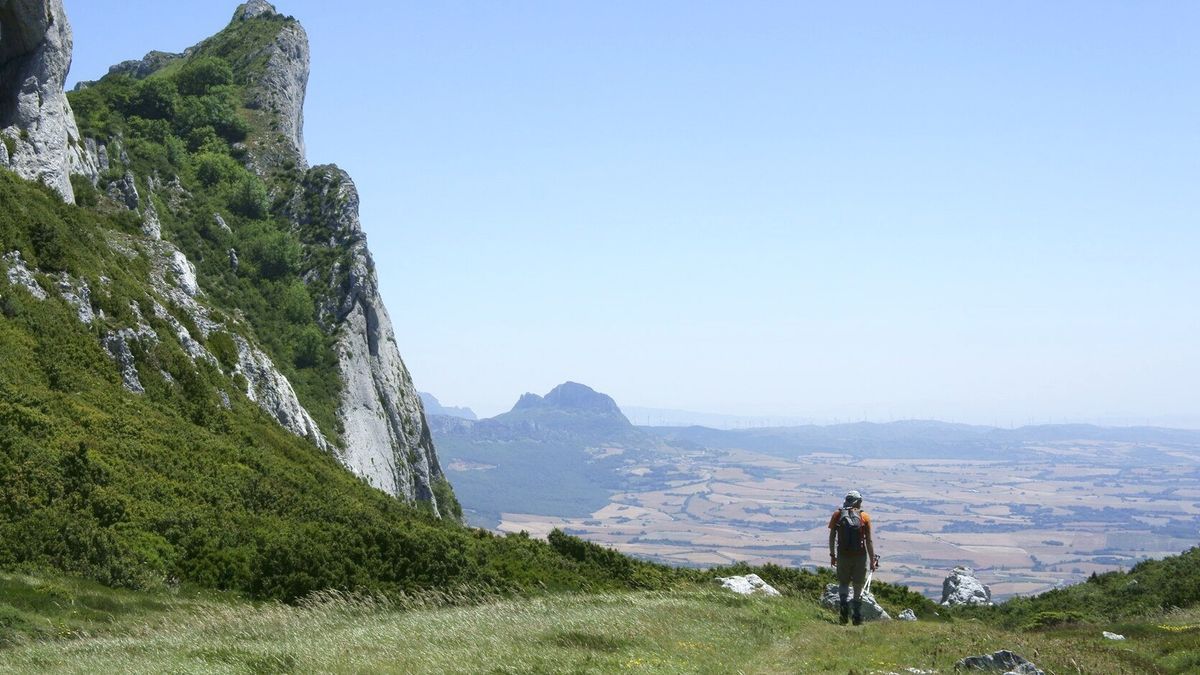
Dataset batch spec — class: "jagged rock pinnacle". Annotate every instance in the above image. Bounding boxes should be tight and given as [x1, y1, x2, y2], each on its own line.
[235, 0, 278, 21]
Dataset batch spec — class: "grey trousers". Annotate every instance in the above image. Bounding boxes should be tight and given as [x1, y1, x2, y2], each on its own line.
[836, 551, 868, 600]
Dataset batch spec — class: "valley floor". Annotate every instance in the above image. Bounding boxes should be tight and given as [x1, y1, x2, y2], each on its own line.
[0, 575, 1196, 674]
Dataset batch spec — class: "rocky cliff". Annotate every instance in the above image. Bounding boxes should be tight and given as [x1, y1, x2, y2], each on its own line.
[0, 0, 92, 202]
[1, 0, 453, 515]
[293, 165, 443, 504]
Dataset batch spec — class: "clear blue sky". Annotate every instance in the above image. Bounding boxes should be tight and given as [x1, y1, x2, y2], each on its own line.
[66, 1, 1200, 425]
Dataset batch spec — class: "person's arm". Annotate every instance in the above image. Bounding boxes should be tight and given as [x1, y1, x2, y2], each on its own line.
[828, 526, 837, 566]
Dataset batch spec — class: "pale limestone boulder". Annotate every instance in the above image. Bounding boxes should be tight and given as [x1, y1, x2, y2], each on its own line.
[821, 583, 892, 621]
[941, 566, 993, 607]
[716, 574, 780, 597]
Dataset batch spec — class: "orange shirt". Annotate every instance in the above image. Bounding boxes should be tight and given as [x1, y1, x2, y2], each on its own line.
[828, 509, 871, 530]
[829, 509, 871, 549]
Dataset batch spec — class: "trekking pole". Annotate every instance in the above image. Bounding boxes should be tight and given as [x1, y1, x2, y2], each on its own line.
[862, 555, 880, 596]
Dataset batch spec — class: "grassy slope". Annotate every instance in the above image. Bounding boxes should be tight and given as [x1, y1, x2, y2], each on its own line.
[0, 572, 1196, 674]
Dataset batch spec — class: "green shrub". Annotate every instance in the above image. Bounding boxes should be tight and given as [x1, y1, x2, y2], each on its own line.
[186, 126, 225, 153]
[175, 56, 235, 96]
[207, 332, 240, 371]
[195, 152, 244, 188]
[176, 93, 248, 143]
[433, 478, 463, 522]
[70, 176, 100, 208]
[129, 78, 178, 120]
[227, 175, 269, 220]
[291, 326, 324, 368]
[279, 281, 313, 323]
[1023, 610, 1088, 630]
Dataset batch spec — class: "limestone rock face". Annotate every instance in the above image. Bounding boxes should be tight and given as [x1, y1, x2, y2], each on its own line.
[716, 574, 780, 597]
[233, 332, 329, 449]
[237, 1, 308, 173]
[941, 566, 993, 607]
[820, 583, 892, 621]
[0, 0, 84, 202]
[294, 165, 444, 508]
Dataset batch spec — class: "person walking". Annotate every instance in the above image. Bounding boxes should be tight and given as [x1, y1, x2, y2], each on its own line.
[828, 490, 878, 625]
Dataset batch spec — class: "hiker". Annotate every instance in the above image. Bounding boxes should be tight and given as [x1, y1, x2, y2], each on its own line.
[828, 490, 878, 625]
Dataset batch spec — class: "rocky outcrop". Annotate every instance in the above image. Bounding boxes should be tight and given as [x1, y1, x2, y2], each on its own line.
[898, 608, 917, 621]
[235, 0, 277, 21]
[716, 574, 780, 597]
[821, 583, 892, 621]
[0, 0, 85, 202]
[142, 197, 162, 240]
[237, 1, 308, 173]
[3, 250, 46, 299]
[233, 332, 328, 449]
[106, 50, 182, 80]
[295, 165, 443, 508]
[106, 170, 140, 211]
[941, 567, 993, 607]
[53, 271, 92, 323]
[955, 650, 1043, 674]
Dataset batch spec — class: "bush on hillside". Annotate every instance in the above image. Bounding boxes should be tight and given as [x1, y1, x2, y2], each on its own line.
[176, 92, 248, 143]
[959, 547, 1200, 627]
[227, 175, 269, 219]
[128, 78, 178, 120]
[176, 56, 235, 96]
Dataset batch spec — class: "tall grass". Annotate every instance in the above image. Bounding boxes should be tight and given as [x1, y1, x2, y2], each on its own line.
[1, 585, 1195, 674]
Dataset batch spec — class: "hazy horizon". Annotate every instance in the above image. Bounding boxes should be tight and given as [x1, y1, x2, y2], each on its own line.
[66, 1, 1200, 426]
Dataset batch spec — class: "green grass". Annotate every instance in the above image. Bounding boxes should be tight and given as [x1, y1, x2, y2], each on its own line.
[0, 574, 1194, 674]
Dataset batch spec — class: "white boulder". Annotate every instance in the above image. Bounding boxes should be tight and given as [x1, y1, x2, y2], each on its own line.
[716, 574, 780, 597]
[956, 650, 1043, 675]
[941, 566, 993, 606]
[820, 583, 891, 621]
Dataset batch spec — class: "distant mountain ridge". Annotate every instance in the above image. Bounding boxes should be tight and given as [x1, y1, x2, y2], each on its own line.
[432, 382, 641, 443]
[428, 382, 649, 526]
[511, 381, 624, 416]
[419, 392, 476, 420]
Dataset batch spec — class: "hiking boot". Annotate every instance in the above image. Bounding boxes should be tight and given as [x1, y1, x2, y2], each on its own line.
[851, 599, 863, 626]
[838, 600, 849, 625]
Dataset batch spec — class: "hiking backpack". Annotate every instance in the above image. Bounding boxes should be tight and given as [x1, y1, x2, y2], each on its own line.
[837, 507, 865, 553]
